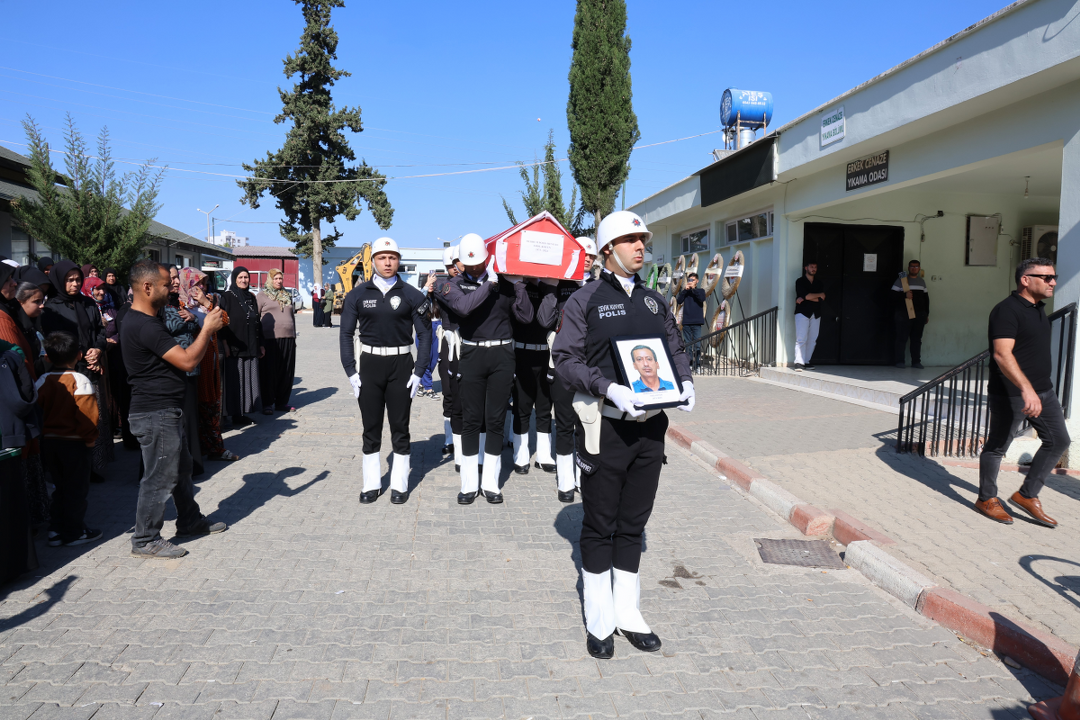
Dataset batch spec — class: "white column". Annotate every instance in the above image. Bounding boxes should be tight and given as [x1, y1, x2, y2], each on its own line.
[1054, 129, 1080, 466]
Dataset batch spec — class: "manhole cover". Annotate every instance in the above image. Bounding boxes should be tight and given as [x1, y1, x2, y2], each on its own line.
[754, 538, 845, 569]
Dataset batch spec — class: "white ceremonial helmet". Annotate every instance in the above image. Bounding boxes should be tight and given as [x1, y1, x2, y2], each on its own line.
[596, 211, 652, 252]
[450, 245, 460, 262]
[442, 246, 455, 266]
[371, 237, 400, 257]
[576, 236, 597, 256]
[458, 233, 489, 264]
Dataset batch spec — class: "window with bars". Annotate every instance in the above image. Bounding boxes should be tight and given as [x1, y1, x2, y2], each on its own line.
[725, 210, 773, 244]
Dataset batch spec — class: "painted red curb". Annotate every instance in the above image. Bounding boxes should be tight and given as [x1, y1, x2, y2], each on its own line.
[791, 504, 835, 536]
[667, 426, 700, 450]
[715, 457, 762, 491]
[830, 509, 897, 546]
[918, 587, 1077, 686]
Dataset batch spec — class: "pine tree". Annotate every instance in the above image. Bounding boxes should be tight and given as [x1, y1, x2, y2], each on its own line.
[238, 0, 392, 287]
[11, 114, 164, 278]
[501, 131, 583, 233]
[566, 0, 640, 231]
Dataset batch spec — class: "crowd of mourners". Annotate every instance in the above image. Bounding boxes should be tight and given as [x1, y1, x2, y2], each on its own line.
[0, 258, 299, 582]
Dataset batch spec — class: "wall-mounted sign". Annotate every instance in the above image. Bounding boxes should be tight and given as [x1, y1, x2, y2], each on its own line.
[820, 106, 845, 147]
[846, 150, 890, 191]
[863, 253, 878, 272]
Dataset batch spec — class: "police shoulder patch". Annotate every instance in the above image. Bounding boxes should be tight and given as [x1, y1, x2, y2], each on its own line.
[644, 296, 659, 315]
[389, 295, 401, 310]
[416, 299, 430, 316]
[442, 283, 451, 296]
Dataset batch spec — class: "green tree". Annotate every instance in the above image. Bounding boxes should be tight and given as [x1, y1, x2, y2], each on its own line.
[238, 0, 392, 287]
[11, 114, 164, 278]
[501, 131, 585, 234]
[566, 0, 640, 230]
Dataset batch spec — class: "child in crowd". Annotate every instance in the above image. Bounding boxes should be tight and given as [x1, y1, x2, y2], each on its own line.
[34, 331, 102, 547]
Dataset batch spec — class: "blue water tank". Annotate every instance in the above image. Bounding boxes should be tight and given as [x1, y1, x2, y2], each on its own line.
[720, 89, 774, 128]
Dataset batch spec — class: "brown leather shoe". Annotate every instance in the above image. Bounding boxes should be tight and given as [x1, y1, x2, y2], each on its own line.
[1010, 492, 1058, 527]
[974, 497, 1013, 524]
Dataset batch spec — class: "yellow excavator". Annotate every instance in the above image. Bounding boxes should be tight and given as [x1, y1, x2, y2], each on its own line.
[330, 243, 372, 314]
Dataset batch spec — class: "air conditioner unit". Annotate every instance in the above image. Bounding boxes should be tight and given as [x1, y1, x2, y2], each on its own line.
[1021, 225, 1058, 264]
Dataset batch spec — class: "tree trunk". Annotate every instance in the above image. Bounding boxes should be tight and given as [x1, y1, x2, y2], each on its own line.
[312, 215, 323, 293]
[594, 209, 602, 234]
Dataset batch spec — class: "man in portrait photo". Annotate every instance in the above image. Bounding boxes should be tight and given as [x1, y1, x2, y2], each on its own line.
[629, 345, 675, 393]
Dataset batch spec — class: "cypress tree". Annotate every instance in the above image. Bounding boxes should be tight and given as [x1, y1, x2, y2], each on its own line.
[566, 0, 640, 232]
[501, 130, 580, 232]
[238, 0, 392, 287]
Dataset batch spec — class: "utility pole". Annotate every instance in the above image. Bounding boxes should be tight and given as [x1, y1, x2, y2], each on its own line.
[197, 205, 219, 244]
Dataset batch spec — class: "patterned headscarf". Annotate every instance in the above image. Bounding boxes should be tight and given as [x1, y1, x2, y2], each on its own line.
[262, 268, 292, 311]
[178, 267, 208, 309]
[81, 276, 114, 313]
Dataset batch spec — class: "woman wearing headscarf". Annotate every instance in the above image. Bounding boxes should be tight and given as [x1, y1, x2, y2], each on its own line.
[322, 288, 335, 327]
[101, 268, 125, 309]
[41, 260, 112, 480]
[312, 285, 324, 327]
[80, 263, 100, 280]
[178, 268, 239, 462]
[218, 266, 263, 427]
[10, 281, 50, 526]
[82, 277, 118, 343]
[159, 264, 205, 475]
[257, 268, 297, 414]
[0, 262, 33, 376]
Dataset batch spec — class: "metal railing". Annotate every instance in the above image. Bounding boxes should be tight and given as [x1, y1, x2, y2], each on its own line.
[896, 302, 1077, 457]
[685, 306, 778, 376]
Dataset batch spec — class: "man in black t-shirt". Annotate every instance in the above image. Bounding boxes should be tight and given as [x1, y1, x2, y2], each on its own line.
[975, 257, 1070, 528]
[122, 259, 227, 559]
[793, 261, 825, 371]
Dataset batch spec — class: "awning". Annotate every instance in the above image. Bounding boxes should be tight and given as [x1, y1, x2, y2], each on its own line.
[695, 136, 777, 208]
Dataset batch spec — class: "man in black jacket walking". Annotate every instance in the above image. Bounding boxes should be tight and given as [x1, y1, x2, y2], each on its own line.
[676, 273, 706, 370]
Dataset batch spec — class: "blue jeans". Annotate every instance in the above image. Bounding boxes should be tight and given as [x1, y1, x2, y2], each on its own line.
[682, 324, 703, 369]
[129, 408, 205, 548]
[419, 321, 440, 389]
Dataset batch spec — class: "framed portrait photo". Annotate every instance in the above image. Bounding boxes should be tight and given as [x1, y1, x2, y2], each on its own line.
[610, 335, 685, 409]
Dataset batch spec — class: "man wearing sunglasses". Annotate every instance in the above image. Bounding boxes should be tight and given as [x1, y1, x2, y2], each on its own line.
[976, 257, 1070, 528]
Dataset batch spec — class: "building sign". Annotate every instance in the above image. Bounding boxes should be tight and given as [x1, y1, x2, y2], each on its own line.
[820, 106, 845, 147]
[846, 150, 890, 191]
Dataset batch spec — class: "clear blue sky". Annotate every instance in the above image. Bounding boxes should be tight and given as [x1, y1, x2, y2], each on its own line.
[0, 0, 1009, 250]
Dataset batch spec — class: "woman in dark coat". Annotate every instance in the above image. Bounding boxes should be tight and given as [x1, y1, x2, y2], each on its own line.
[101, 267, 126, 309]
[41, 260, 113, 478]
[218, 266, 264, 427]
[312, 285, 324, 327]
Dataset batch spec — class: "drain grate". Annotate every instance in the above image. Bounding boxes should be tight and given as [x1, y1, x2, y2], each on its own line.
[754, 538, 845, 569]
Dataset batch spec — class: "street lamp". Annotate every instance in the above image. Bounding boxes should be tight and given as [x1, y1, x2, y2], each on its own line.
[197, 205, 219, 244]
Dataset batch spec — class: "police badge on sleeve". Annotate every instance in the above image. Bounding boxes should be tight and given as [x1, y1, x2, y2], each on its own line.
[390, 296, 401, 310]
[644, 296, 659, 315]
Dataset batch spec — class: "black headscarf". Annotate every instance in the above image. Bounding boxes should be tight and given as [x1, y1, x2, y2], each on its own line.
[0, 261, 15, 289]
[36, 257, 54, 274]
[0, 261, 17, 318]
[220, 265, 262, 357]
[14, 266, 49, 288]
[49, 260, 83, 298]
[101, 266, 125, 308]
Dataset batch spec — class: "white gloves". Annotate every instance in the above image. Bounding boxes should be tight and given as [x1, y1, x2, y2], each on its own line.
[605, 383, 645, 418]
[678, 381, 696, 412]
[407, 373, 423, 399]
[348, 373, 361, 399]
[485, 258, 498, 283]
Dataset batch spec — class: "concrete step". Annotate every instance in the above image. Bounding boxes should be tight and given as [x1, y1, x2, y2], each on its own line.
[757, 365, 953, 412]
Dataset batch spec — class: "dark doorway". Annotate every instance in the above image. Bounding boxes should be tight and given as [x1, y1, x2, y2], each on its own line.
[803, 223, 904, 364]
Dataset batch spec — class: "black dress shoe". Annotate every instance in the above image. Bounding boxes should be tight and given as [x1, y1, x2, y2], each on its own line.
[390, 490, 409, 505]
[455, 464, 460, 472]
[557, 489, 575, 503]
[457, 491, 478, 505]
[442, 444, 453, 456]
[514, 464, 530, 475]
[587, 632, 615, 659]
[483, 490, 503, 504]
[359, 488, 384, 504]
[618, 628, 662, 652]
[535, 462, 556, 473]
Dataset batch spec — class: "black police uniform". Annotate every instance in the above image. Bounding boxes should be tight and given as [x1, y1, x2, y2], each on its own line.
[510, 281, 558, 473]
[339, 275, 432, 497]
[551, 268, 691, 653]
[433, 277, 463, 451]
[440, 271, 534, 500]
[537, 279, 585, 497]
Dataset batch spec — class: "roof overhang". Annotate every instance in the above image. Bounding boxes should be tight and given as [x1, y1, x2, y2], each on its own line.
[694, 136, 777, 208]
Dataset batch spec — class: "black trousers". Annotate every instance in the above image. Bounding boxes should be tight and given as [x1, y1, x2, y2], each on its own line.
[323, 306, 334, 327]
[313, 301, 324, 326]
[42, 438, 91, 542]
[979, 390, 1071, 501]
[549, 370, 576, 455]
[358, 353, 413, 455]
[512, 349, 553, 434]
[895, 312, 926, 364]
[262, 338, 297, 410]
[576, 412, 668, 574]
[438, 337, 462, 434]
[460, 343, 515, 456]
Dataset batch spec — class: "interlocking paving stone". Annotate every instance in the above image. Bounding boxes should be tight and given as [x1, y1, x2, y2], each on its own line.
[0, 328, 1060, 717]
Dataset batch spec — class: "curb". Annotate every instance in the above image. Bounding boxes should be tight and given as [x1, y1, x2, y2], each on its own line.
[666, 422, 1079, 686]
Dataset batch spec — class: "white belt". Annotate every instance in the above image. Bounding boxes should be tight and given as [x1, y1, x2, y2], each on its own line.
[442, 328, 462, 362]
[461, 339, 512, 347]
[361, 344, 412, 356]
[601, 404, 663, 423]
[514, 342, 549, 351]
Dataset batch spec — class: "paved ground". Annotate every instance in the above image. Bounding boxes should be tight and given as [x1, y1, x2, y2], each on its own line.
[0, 327, 1062, 719]
[677, 375, 1080, 650]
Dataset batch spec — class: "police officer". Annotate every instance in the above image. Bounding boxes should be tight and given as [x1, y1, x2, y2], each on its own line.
[433, 245, 463, 463]
[510, 277, 557, 475]
[538, 236, 597, 501]
[440, 233, 534, 504]
[340, 237, 433, 505]
[552, 212, 695, 659]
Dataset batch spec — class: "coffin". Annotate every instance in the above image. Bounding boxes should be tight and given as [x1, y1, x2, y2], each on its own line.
[485, 211, 587, 281]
